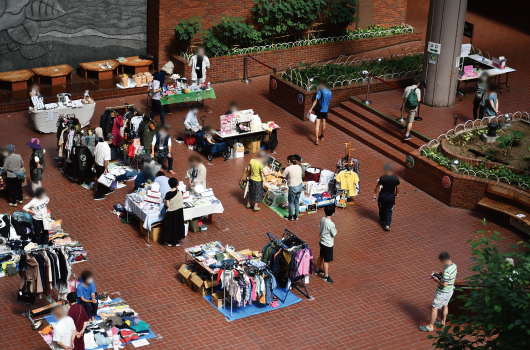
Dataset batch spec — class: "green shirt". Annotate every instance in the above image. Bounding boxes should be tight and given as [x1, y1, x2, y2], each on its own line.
[438, 263, 457, 292]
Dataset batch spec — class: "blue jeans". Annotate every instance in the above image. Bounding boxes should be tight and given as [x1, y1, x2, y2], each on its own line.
[288, 184, 303, 217]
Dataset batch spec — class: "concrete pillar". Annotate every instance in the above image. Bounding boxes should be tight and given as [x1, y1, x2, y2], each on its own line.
[422, 0, 468, 107]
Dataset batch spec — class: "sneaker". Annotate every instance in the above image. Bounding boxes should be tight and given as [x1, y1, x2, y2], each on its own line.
[284, 215, 293, 221]
[378, 220, 384, 225]
[404, 135, 412, 141]
[319, 134, 324, 140]
[93, 195, 105, 201]
[175, 243, 180, 247]
[105, 190, 115, 196]
[9, 203, 17, 207]
[166, 112, 172, 116]
[246, 203, 251, 209]
[315, 268, 324, 275]
[384, 226, 391, 231]
[169, 170, 176, 175]
[322, 276, 334, 284]
[166, 243, 173, 247]
[17, 200, 23, 204]
[293, 216, 299, 221]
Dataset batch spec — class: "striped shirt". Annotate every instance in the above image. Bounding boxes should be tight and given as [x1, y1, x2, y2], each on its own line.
[438, 263, 457, 292]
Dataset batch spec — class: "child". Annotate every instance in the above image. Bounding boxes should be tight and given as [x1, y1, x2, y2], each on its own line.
[203, 126, 216, 145]
[315, 205, 337, 283]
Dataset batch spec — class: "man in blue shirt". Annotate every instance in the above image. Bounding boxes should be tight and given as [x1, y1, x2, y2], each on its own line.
[309, 81, 332, 145]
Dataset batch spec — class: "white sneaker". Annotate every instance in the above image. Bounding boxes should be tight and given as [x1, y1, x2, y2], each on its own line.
[166, 243, 173, 247]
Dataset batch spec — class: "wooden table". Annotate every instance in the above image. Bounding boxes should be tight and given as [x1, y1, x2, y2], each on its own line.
[79, 59, 120, 81]
[32, 64, 73, 86]
[0, 69, 35, 91]
[118, 56, 153, 74]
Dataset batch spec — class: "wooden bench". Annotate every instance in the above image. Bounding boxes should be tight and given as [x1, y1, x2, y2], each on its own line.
[32, 64, 73, 86]
[478, 197, 530, 234]
[0, 69, 35, 91]
[486, 184, 530, 209]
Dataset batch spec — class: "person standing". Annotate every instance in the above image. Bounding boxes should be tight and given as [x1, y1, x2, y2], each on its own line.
[282, 155, 303, 221]
[151, 125, 175, 174]
[23, 187, 50, 246]
[66, 292, 89, 350]
[189, 47, 210, 85]
[309, 81, 332, 145]
[50, 307, 76, 350]
[27, 138, 45, 192]
[473, 73, 489, 120]
[420, 252, 458, 332]
[484, 83, 499, 117]
[315, 205, 337, 284]
[4, 144, 24, 207]
[374, 163, 400, 231]
[76, 270, 97, 322]
[246, 151, 275, 212]
[154, 171, 171, 199]
[163, 178, 186, 247]
[401, 77, 422, 141]
[93, 134, 113, 201]
[185, 155, 207, 194]
[149, 71, 165, 125]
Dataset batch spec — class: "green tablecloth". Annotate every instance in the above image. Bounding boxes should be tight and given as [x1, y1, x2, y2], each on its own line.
[160, 89, 216, 105]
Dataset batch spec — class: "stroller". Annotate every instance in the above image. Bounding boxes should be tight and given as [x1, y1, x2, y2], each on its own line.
[195, 131, 230, 161]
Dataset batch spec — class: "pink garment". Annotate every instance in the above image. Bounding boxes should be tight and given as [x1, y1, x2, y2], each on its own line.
[296, 249, 313, 276]
[111, 115, 124, 145]
[249, 277, 256, 301]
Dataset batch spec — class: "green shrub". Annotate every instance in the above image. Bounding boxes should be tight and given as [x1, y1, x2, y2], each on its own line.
[174, 16, 201, 41]
[328, 0, 359, 27]
[202, 16, 262, 55]
[252, 0, 327, 37]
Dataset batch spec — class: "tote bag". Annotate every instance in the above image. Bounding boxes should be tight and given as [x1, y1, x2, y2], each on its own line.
[98, 173, 116, 187]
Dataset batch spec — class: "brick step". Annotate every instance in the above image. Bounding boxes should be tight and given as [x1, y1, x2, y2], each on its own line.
[327, 107, 407, 165]
[330, 107, 417, 156]
[349, 97, 431, 143]
[339, 101, 425, 149]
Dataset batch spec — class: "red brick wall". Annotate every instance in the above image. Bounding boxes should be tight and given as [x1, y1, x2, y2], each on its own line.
[171, 32, 421, 83]
[150, 0, 410, 69]
[269, 74, 415, 120]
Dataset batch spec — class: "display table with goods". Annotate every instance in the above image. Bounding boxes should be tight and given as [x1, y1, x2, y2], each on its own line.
[0, 215, 88, 280]
[30, 94, 96, 134]
[31, 64, 73, 86]
[0, 69, 35, 91]
[214, 109, 280, 159]
[179, 235, 308, 321]
[125, 183, 224, 243]
[79, 59, 120, 80]
[240, 153, 360, 217]
[41, 296, 157, 349]
[117, 72, 152, 89]
[458, 54, 516, 99]
[160, 83, 216, 105]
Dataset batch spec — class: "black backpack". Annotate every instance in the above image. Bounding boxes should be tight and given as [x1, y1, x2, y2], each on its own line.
[312, 93, 322, 113]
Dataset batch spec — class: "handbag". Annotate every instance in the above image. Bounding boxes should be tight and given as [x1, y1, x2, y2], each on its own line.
[17, 280, 36, 307]
[13, 169, 26, 180]
[98, 173, 116, 187]
[42, 215, 53, 230]
[304, 167, 321, 182]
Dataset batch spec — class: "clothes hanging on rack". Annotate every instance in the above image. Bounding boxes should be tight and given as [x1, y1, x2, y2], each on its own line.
[335, 170, 360, 196]
[219, 264, 277, 306]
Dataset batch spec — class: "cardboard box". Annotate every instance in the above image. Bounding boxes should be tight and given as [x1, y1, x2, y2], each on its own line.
[178, 264, 194, 279]
[211, 291, 230, 309]
[139, 220, 163, 241]
[243, 140, 261, 154]
[238, 249, 253, 258]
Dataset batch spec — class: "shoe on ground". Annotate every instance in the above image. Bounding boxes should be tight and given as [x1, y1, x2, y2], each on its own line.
[105, 190, 115, 196]
[284, 215, 293, 221]
[93, 195, 105, 201]
[293, 215, 299, 220]
[246, 203, 251, 209]
[253, 207, 261, 211]
[322, 276, 334, 284]
[166, 112, 172, 116]
[9, 203, 17, 207]
[315, 268, 324, 275]
[404, 135, 412, 141]
[17, 200, 23, 204]
[175, 243, 180, 247]
[319, 134, 324, 140]
[378, 220, 384, 225]
[169, 170, 176, 175]
[166, 242, 173, 247]
[384, 226, 391, 231]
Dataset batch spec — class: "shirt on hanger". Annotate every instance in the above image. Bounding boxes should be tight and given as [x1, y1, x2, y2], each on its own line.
[334, 171, 360, 196]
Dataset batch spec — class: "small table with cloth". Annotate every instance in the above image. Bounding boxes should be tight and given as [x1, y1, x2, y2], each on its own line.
[30, 102, 96, 133]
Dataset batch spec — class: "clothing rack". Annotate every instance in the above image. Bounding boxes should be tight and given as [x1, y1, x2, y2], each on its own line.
[21, 245, 79, 329]
[266, 230, 311, 301]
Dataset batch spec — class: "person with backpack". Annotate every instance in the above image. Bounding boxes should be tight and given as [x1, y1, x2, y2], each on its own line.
[309, 81, 332, 146]
[473, 73, 489, 120]
[400, 77, 421, 141]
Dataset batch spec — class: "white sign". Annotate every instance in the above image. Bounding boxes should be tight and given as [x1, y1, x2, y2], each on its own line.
[45, 110, 53, 122]
[461, 44, 472, 57]
[132, 339, 150, 347]
[427, 41, 442, 55]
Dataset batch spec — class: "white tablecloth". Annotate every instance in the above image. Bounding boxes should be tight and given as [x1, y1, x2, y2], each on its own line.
[30, 103, 96, 133]
[125, 195, 224, 230]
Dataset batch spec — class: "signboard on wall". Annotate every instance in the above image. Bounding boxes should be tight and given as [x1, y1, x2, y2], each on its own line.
[464, 22, 474, 39]
[427, 42, 442, 55]
[357, 0, 374, 30]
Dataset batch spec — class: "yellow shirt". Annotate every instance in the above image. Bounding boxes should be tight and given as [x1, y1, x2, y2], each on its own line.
[335, 171, 359, 196]
[249, 159, 264, 182]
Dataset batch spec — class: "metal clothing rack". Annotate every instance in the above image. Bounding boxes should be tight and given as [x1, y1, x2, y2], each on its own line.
[20, 245, 79, 328]
[266, 229, 311, 302]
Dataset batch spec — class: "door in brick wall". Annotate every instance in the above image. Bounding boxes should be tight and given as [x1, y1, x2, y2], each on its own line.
[357, 0, 374, 29]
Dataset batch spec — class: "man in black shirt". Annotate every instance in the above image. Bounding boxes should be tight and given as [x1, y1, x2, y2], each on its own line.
[373, 163, 400, 231]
